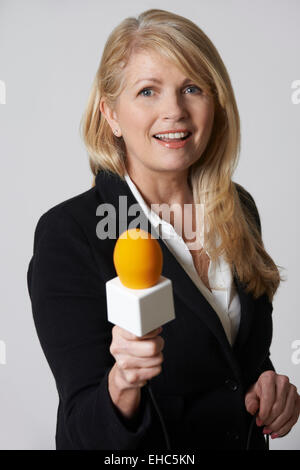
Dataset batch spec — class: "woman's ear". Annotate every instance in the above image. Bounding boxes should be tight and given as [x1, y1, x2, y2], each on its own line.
[99, 97, 119, 134]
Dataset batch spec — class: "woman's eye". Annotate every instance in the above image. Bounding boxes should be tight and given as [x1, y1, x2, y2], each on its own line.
[138, 85, 202, 97]
[185, 85, 202, 94]
[138, 88, 154, 97]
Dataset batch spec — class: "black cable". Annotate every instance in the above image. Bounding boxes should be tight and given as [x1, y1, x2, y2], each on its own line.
[146, 383, 269, 451]
[246, 411, 258, 450]
[246, 410, 269, 450]
[146, 380, 171, 450]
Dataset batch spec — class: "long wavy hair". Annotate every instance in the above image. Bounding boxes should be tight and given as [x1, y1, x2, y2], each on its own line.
[80, 8, 284, 303]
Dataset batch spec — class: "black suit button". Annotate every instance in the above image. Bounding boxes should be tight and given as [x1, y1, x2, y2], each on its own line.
[226, 431, 240, 440]
[225, 379, 239, 391]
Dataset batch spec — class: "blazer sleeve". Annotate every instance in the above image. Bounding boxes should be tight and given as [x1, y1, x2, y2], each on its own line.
[235, 183, 276, 376]
[257, 351, 276, 376]
[27, 206, 157, 450]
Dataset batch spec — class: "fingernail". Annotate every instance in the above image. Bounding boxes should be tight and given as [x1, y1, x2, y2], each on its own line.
[256, 418, 263, 426]
[271, 433, 279, 439]
[263, 428, 271, 434]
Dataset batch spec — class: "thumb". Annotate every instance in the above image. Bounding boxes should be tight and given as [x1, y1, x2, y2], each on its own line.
[245, 389, 260, 416]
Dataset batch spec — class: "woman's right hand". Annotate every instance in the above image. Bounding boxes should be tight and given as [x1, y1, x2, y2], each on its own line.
[109, 325, 165, 390]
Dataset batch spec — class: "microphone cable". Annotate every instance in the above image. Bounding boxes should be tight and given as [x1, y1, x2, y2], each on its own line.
[146, 380, 171, 450]
[146, 383, 269, 451]
[246, 410, 269, 450]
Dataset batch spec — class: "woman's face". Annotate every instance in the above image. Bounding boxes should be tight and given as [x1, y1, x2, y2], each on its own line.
[101, 50, 215, 175]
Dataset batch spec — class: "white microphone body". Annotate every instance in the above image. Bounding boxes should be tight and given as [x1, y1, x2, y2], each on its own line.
[105, 274, 175, 337]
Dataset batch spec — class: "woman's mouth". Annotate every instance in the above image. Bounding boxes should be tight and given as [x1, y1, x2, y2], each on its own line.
[153, 132, 192, 149]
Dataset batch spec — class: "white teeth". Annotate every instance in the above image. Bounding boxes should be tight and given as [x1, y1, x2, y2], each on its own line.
[154, 131, 189, 139]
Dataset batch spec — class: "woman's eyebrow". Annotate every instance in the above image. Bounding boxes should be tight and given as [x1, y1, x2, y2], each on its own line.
[132, 77, 191, 87]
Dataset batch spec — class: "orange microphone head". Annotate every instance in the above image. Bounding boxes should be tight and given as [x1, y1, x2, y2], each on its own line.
[113, 228, 163, 289]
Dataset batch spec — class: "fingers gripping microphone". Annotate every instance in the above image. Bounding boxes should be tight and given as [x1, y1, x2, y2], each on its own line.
[105, 228, 175, 449]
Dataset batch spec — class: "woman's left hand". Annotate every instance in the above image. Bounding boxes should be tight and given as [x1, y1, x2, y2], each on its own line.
[245, 370, 300, 439]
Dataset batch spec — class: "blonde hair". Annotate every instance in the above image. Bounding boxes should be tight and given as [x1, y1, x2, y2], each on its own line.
[80, 8, 284, 302]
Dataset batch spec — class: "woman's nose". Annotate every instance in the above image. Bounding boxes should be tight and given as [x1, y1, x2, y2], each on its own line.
[160, 93, 189, 120]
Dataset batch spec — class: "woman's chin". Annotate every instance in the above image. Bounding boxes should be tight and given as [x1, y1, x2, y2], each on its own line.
[155, 159, 192, 173]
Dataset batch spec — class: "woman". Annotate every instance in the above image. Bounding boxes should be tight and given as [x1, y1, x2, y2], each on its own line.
[27, 9, 299, 450]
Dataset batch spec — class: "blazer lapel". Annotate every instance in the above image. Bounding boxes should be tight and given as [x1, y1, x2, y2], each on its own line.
[157, 237, 254, 379]
[95, 170, 254, 378]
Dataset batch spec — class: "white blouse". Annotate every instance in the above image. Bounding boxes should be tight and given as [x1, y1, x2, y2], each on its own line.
[124, 172, 241, 347]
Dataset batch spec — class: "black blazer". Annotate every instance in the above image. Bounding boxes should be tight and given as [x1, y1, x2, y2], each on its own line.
[27, 170, 275, 450]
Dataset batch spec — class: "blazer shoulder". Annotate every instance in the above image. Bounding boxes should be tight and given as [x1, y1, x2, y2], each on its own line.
[31, 186, 98, 252]
[233, 182, 262, 236]
[40, 186, 98, 218]
[27, 187, 106, 301]
[234, 182, 256, 205]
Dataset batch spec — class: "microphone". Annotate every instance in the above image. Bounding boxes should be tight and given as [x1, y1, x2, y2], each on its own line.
[105, 227, 174, 450]
[106, 228, 175, 337]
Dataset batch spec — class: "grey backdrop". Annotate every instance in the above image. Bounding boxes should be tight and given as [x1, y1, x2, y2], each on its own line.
[0, 0, 299, 450]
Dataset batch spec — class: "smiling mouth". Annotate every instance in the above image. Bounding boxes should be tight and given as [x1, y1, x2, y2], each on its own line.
[153, 132, 192, 142]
